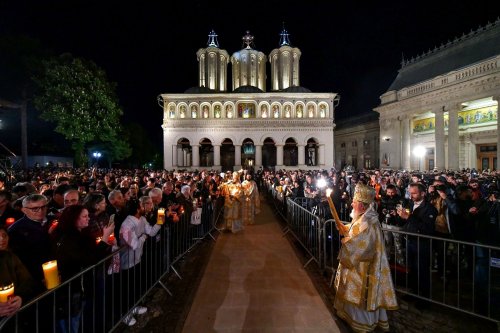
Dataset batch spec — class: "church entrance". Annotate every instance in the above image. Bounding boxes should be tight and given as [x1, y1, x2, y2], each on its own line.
[477, 144, 497, 171]
[262, 137, 276, 168]
[284, 137, 298, 166]
[199, 138, 213, 167]
[306, 138, 318, 166]
[242, 138, 255, 168]
[177, 137, 191, 167]
[221, 138, 235, 172]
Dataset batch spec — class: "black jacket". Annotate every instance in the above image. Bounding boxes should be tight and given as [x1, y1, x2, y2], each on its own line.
[402, 200, 437, 236]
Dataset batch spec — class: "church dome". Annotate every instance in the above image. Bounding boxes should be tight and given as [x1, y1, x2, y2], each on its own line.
[184, 86, 216, 94]
[281, 86, 311, 93]
[232, 85, 264, 93]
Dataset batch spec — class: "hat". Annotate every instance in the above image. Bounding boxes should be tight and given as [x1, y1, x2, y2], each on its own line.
[353, 183, 376, 204]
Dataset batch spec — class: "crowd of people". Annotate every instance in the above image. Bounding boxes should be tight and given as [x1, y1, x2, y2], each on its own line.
[0, 167, 262, 331]
[1, 165, 500, 332]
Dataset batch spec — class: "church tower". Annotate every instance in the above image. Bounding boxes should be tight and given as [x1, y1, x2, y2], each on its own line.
[231, 31, 267, 92]
[196, 30, 230, 91]
[269, 27, 302, 91]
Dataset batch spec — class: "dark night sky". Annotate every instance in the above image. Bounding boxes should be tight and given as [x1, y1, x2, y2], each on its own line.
[1, 0, 500, 153]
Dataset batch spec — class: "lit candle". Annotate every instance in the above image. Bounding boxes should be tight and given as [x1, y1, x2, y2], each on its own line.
[157, 208, 165, 225]
[95, 237, 102, 244]
[42, 260, 60, 289]
[5, 218, 15, 227]
[108, 233, 115, 243]
[0, 283, 14, 302]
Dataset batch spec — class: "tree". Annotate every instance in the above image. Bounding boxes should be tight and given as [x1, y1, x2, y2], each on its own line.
[33, 53, 130, 166]
[123, 123, 159, 168]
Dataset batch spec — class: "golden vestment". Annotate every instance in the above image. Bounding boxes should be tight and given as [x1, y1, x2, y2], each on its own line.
[334, 206, 398, 332]
[241, 179, 260, 225]
[221, 181, 244, 233]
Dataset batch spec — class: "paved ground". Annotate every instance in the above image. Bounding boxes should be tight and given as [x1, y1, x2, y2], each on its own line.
[118, 198, 349, 333]
[181, 200, 342, 333]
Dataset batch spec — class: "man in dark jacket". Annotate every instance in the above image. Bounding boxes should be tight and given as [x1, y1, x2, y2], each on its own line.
[8, 194, 52, 292]
[397, 182, 437, 298]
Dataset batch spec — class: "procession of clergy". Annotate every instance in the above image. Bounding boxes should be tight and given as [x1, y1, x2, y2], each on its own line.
[219, 171, 261, 233]
[220, 170, 398, 332]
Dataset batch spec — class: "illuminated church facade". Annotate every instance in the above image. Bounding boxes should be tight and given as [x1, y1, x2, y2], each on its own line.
[159, 30, 339, 171]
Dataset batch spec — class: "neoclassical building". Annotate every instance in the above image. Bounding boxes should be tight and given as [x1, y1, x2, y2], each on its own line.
[334, 112, 380, 170]
[375, 19, 500, 171]
[159, 30, 339, 171]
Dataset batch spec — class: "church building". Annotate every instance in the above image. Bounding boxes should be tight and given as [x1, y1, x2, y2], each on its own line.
[375, 19, 500, 171]
[159, 29, 339, 171]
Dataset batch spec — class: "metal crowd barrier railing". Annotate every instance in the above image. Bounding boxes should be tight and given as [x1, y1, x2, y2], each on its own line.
[264, 182, 500, 325]
[0, 201, 217, 332]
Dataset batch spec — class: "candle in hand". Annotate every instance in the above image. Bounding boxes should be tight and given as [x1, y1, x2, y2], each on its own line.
[0, 283, 14, 302]
[42, 260, 60, 289]
[157, 208, 165, 225]
[5, 218, 15, 227]
[326, 189, 344, 234]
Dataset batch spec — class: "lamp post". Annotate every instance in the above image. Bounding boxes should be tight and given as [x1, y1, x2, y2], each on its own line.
[93, 152, 102, 167]
[413, 145, 426, 171]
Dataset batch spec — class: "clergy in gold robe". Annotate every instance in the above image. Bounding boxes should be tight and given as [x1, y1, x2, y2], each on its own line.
[221, 172, 244, 233]
[241, 174, 260, 225]
[334, 183, 398, 333]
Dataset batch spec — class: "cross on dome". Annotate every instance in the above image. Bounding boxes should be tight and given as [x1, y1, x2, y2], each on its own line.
[207, 29, 219, 47]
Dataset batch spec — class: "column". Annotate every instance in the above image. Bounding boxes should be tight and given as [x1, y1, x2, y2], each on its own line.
[298, 144, 305, 167]
[434, 106, 445, 170]
[255, 144, 262, 168]
[276, 144, 284, 167]
[234, 145, 242, 170]
[447, 103, 459, 170]
[495, 96, 500, 167]
[400, 115, 411, 170]
[183, 149, 188, 166]
[192, 144, 200, 168]
[319, 144, 325, 166]
[213, 145, 221, 169]
[464, 134, 475, 169]
[177, 147, 183, 167]
[171, 145, 177, 167]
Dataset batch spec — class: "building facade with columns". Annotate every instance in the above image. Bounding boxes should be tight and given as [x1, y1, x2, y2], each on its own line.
[375, 20, 500, 171]
[334, 112, 380, 170]
[159, 30, 339, 171]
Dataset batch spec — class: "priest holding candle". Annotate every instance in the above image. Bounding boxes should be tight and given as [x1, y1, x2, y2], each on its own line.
[329, 183, 398, 333]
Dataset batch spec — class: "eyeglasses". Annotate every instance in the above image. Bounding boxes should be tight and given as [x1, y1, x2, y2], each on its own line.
[24, 204, 48, 212]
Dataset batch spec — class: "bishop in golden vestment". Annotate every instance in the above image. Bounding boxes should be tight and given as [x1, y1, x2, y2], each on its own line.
[334, 183, 398, 332]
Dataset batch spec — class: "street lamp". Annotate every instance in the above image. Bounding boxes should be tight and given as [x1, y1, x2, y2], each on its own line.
[413, 145, 426, 171]
[93, 152, 102, 166]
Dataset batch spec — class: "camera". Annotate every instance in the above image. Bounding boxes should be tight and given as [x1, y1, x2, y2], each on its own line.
[434, 184, 446, 192]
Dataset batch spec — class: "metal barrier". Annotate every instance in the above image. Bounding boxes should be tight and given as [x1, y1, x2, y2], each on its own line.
[0, 202, 216, 332]
[382, 228, 500, 323]
[263, 181, 500, 325]
[284, 198, 322, 268]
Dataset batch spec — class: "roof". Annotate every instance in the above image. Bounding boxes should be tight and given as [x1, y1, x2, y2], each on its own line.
[232, 85, 264, 93]
[335, 112, 379, 129]
[388, 19, 500, 91]
[281, 86, 311, 93]
[184, 86, 217, 94]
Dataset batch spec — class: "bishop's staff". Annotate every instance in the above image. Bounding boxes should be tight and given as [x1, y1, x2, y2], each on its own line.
[326, 189, 349, 236]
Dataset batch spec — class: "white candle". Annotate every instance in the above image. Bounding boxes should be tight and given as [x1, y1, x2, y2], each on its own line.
[157, 208, 165, 225]
[42, 260, 60, 289]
